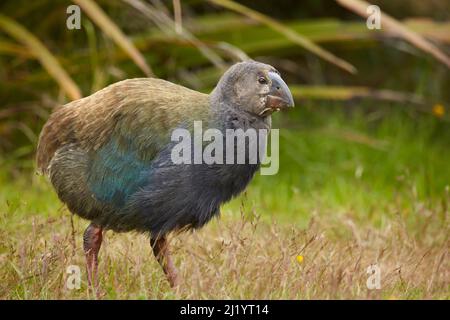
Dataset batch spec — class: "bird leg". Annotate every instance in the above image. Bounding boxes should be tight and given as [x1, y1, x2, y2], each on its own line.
[83, 223, 103, 292]
[150, 236, 179, 287]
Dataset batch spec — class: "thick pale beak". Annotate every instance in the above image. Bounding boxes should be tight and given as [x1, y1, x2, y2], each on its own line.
[266, 72, 295, 111]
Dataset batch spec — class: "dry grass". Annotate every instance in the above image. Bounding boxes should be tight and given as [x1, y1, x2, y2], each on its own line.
[1, 195, 448, 299]
[1, 108, 449, 299]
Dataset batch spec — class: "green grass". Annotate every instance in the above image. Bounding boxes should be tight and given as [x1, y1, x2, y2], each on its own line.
[0, 106, 449, 299]
[227, 104, 450, 223]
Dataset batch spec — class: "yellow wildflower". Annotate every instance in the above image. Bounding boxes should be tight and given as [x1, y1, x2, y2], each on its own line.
[296, 255, 304, 264]
[432, 104, 445, 118]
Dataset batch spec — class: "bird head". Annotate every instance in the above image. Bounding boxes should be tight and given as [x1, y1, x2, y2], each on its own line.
[212, 61, 295, 117]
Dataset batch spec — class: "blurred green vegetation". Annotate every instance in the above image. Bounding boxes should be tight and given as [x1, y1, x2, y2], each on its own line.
[230, 103, 450, 228]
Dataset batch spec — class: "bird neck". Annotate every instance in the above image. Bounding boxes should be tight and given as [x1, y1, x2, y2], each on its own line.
[209, 89, 271, 132]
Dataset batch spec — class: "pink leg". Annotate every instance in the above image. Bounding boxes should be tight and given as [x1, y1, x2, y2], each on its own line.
[151, 236, 179, 287]
[83, 223, 103, 292]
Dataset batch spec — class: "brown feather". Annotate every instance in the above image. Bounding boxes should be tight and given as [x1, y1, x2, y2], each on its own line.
[36, 78, 209, 174]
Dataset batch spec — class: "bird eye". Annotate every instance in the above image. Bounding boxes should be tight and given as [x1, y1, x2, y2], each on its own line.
[258, 77, 267, 84]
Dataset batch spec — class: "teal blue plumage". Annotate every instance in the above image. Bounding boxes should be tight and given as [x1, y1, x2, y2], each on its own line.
[88, 138, 150, 207]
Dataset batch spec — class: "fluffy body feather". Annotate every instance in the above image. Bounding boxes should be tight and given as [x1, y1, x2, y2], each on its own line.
[37, 63, 277, 236]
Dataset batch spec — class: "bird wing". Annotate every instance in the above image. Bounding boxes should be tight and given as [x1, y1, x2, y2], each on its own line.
[37, 78, 209, 208]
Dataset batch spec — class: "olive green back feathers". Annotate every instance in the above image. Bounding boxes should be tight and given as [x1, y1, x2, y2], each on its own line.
[36, 78, 209, 175]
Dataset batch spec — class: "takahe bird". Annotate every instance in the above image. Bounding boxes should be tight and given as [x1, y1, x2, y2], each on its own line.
[36, 61, 294, 289]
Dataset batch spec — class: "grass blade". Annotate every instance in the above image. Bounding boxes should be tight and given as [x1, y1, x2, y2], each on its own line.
[0, 14, 82, 100]
[123, 0, 228, 69]
[173, 0, 182, 34]
[207, 0, 357, 74]
[0, 40, 31, 57]
[73, 0, 154, 76]
[290, 85, 425, 104]
[336, 0, 450, 69]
